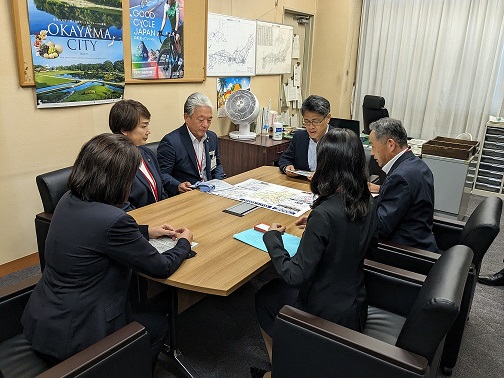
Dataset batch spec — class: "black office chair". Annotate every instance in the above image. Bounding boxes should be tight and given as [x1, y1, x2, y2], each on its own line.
[35, 167, 72, 271]
[370, 196, 503, 375]
[362, 95, 389, 135]
[361, 95, 389, 183]
[0, 277, 151, 378]
[272, 245, 473, 378]
[144, 141, 160, 156]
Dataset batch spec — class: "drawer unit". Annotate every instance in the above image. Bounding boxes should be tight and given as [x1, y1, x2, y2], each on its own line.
[473, 122, 504, 198]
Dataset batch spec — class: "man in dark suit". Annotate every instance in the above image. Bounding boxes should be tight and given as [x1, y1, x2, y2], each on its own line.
[278, 95, 333, 178]
[368, 117, 438, 252]
[158, 92, 225, 196]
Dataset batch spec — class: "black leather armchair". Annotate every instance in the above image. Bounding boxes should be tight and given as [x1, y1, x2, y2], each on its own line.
[370, 196, 502, 375]
[35, 167, 72, 271]
[0, 277, 151, 378]
[272, 245, 473, 378]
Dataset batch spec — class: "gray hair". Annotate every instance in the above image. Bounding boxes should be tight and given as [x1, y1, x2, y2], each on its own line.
[301, 95, 331, 117]
[370, 117, 408, 147]
[184, 92, 213, 116]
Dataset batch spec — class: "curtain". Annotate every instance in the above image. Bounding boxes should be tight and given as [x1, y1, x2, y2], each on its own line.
[354, 0, 504, 141]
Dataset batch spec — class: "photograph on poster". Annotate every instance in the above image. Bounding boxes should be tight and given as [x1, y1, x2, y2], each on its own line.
[217, 77, 251, 117]
[27, 0, 125, 108]
[130, 0, 185, 79]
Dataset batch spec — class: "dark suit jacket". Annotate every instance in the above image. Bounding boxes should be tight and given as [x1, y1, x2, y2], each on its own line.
[263, 194, 377, 331]
[22, 192, 191, 360]
[157, 125, 225, 196]
[278, 126, 333, 172]
[123, 146, 167, 211]
[376, 150, 438, 252]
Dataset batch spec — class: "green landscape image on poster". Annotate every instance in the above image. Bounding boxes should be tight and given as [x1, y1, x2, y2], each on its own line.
[27, 0, 125, 108]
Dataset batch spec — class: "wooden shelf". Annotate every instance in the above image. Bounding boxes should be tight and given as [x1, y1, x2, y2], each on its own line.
[218, 135, 291, 177]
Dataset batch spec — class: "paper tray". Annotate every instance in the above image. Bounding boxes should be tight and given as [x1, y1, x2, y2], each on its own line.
[422, 136, 479, 160]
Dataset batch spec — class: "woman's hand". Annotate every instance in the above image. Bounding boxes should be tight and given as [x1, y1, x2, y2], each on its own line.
[175, 227, 193, 243]
[294, 216, 308, 229]
[268, 223, 286, 234]
[148, 224, 176, 239]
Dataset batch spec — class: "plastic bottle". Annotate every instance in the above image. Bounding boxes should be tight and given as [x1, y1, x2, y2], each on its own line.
[272, 122, 283, 140]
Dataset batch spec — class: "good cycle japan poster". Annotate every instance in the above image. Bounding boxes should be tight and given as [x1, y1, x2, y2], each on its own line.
[129, 0, 185, 79]
[26, 0, 125, 108]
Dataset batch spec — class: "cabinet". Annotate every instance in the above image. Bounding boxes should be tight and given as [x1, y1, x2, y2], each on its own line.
[423, 154, 477, 220]
[218, 135, 291, 177]
[473, 122, 504, 197]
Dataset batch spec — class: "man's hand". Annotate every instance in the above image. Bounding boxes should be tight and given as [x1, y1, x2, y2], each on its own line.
[284, 165, 298, 177]
[368, 182, 380, 194]
[294, 216, 308, 229]
[268, 223, 286, 234]
[148, 224, 176, 239]
[174, 227, 193, 243]
[178, 182, 193, 193]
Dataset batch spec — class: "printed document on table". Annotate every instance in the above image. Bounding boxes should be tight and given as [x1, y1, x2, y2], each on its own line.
[149, 237, 198, 253]
[211, 178, 313, 217]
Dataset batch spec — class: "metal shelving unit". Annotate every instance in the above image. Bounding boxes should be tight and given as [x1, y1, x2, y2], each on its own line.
[472, 122, 504, 197]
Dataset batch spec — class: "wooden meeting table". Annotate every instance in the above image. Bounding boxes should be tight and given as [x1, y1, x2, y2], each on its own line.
[128, 166, 310, 376]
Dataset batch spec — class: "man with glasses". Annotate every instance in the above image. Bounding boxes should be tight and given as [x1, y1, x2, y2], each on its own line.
[158, 92, 225, 196]
[278, 95, 333, 179]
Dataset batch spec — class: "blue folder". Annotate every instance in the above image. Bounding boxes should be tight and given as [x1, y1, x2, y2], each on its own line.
[233, 228, 300, 257]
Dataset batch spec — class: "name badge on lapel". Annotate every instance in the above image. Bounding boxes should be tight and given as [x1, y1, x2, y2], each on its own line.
[209, 150, 217, 170]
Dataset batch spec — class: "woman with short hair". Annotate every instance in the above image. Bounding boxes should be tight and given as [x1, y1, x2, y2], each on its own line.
[109, 99, 167, 209]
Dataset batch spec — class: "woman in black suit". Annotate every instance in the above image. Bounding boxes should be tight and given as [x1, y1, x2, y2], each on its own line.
[252, 129, 377, 377]
[22, 133, 193, 372]
[109, 99, 167, 210]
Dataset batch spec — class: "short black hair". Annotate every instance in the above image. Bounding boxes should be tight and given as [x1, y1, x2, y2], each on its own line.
[311, 128, 370, 220]
[370, 117, 408, 147]
[301, 95, 331, 117]
[68, 133, 141, 206]
[109, 99, 151, 133]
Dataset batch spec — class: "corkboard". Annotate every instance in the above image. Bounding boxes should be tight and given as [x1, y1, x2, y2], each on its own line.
[12, 0, 207, 87]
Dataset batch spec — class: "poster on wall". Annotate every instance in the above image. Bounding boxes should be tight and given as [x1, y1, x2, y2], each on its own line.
[27, 0, 125, 108]
[217, 77, 251, 117]
[207, 13, 256, 77]
[130, 0, 185, 79]
[255, 21, 293, 75]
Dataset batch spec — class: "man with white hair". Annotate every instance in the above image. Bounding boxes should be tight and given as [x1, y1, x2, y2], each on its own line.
[158, 92, 225, 196]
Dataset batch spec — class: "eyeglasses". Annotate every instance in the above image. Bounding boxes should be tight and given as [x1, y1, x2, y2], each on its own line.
[302, 117, 327, 126]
